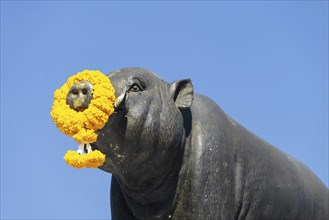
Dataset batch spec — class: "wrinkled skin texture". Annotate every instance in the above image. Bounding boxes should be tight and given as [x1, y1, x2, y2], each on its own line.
[90, 68, 328, 220]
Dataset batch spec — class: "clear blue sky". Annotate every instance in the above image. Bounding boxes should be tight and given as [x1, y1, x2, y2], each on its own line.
[1, 1, 328, 219]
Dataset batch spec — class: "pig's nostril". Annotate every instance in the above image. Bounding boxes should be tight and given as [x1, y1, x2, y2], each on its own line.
[73, 89, 79, 95]
[82, 88, 88, 95]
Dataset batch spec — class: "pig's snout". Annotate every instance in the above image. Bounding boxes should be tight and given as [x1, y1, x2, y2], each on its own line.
[66, 81, 93, 111]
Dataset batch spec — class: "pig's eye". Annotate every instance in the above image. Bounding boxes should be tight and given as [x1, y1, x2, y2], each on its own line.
[129, 83, 142, 92]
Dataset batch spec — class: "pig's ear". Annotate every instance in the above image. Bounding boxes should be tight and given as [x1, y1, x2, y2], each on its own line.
[169, 79, 194, 109]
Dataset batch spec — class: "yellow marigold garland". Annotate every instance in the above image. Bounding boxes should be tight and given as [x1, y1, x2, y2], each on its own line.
[50, 70, 115, 168]
[63, 149, 106, 168]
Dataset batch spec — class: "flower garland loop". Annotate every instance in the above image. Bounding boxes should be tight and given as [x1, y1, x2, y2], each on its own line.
[50, 70, 116, 168]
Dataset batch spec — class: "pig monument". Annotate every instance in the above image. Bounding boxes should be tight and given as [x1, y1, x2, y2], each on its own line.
[63, 68, 328, 220]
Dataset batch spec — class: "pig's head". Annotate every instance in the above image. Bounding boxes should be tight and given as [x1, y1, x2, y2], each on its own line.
[90, 68, 193, 192]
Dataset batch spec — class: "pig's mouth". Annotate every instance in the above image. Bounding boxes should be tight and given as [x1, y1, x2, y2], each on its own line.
[91, 106, 128, 174]
[91, 108, 127, 156]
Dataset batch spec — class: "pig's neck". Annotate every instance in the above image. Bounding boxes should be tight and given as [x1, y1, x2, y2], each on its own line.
[115, 140, 186, 219]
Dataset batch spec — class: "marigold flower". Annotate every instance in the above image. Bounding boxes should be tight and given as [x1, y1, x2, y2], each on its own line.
[51, 70, 115, 169]
[64, 150, 86, 169]
[73, 128, 98, 144]
[63, 149, 105, 169]
[85, 150, 106, 168]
